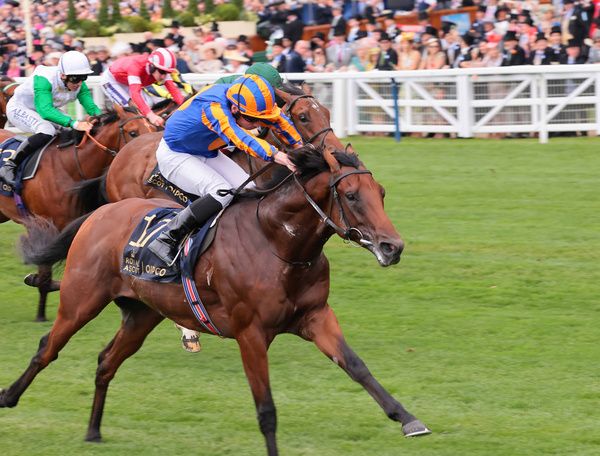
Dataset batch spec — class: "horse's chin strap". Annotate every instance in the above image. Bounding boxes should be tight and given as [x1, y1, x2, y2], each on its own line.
[294, 169, 372, 244]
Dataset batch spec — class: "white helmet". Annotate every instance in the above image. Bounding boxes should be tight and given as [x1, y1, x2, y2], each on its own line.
[58, 51, 94, 75]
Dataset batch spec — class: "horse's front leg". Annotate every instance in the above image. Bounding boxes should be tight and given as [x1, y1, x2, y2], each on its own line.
[236, 326, 278, 456]
[299, 304, 431, 437]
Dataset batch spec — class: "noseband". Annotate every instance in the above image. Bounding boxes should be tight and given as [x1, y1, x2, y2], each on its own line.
[284, 93, 334, 149]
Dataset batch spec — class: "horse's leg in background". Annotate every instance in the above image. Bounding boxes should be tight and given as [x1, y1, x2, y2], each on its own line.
[299, 304, 431, 437]
[236, 326, 278, 456]
[0, 287, 112, 408]
[86, 298, 164, 442]
[32, 264, 60, 322]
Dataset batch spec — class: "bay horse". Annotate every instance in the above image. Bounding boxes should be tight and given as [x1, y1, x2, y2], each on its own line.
[0, 104, 153, 321]
[4, 145, 430, 454]
[76, 84, 347, 206]
[0, 76, 18, 128]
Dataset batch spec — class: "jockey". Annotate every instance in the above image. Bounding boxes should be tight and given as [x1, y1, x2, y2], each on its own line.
[215, 62, 283, 88]
[147, 74, 302, 265]
[142, 70, 194, 105]
[1, 50, 101, 186]
[100, 48, 185, 127]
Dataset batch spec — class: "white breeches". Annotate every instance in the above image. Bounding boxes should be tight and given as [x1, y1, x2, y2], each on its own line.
[6, 99, 58, 135]
[100, 69, 156, 108]
[156, 138, 255, 207]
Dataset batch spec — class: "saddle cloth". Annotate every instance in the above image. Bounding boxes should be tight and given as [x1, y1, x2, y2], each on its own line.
[121, 207, 217, 283]
[0, 136, 54, 196]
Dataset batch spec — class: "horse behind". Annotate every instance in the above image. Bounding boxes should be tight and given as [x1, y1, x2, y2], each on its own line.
[3, 146, 430, 455]
[0, 76, 18, 128]
[0, 104, 153, 321]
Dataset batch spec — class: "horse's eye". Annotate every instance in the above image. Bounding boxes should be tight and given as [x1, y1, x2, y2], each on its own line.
[129, 131, 138, 138]
[299, 114, 307, 122]
[345, 192, 357, 202]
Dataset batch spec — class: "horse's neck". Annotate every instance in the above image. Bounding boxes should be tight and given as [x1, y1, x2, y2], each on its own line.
[73, 128, 118, 177]
[257, 174, 334, 263]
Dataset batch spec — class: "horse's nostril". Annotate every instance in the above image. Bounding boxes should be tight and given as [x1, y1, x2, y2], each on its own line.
[381, 242, 397, 256]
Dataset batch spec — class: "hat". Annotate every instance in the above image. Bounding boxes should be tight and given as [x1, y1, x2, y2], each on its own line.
[379, 32, 391, 42]
[503, 31, 518, 42]
[151, 38, 165, 47]
[237, 34, 249, 44]
[550, 25, 562, 35]
[535, 32, 547, 42]
[462, 33, 475, 46]
[313, 31, 325, 40]
[272, 38, 284, 47]
[564, 0, 574, 4]
[424, 26, 438, 37]
[333, 28, 346, 37]
[170, 20, 180, 28]
[567, 38, 581, 48]
[379, 9, 393, 19]
[441, 21, 456, 34]
[224, 50, 249, 62]
[355, 30, 368, 40]
[200, 41, 224, 58]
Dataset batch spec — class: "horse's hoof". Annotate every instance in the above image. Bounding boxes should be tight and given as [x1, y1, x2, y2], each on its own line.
[85, 432, 103, 443]
[35, 316, 48, 322]
[403, 420, 431, 437]
[0, 388, 17, 408]
[24, 273, 39, 287]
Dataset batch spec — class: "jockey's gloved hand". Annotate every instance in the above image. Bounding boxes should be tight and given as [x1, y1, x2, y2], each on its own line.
[274, 150, 296, 172]
[146, 112, 165, 127]
[73, 120, 94, 132]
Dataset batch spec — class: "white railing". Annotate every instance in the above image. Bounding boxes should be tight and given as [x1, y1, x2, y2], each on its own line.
[11, 65, 600, 143]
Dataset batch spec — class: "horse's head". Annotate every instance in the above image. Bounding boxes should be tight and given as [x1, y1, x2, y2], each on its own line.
[289, 145, 403, 266]
[87, 104, 154, 152]
[276, 85, 349, 152]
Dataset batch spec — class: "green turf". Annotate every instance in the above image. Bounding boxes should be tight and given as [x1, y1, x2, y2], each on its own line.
[1, 137, 599, 455]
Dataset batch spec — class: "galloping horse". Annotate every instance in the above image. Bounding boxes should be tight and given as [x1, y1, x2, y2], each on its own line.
[76, 84, 347, 206]
[5, 145, 430, 455]
[0, 76, 18, 128]
[0, 104, 153, 320]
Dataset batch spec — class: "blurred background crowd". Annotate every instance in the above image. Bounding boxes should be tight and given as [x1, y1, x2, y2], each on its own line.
[1, 0, 600, 77]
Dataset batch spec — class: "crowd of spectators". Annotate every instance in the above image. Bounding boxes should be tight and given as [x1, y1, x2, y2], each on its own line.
[1, 0, 600, 78]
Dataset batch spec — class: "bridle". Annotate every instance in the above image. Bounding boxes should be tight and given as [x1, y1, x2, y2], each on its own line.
[254, 165, 373, 268]
[73, 114, 151, 179]
[283, 93, 334, 149]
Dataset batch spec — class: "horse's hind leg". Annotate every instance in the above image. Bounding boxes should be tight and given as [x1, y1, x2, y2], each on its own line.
[299, 304, 431, 437]
[86, 298, 164, 442]
[0, 289, 112, 408]
[32, 264, 61, 322]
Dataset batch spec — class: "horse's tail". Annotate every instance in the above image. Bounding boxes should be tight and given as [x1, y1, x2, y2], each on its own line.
[73, 173, 109, 213]
[20, 213, 92, 266]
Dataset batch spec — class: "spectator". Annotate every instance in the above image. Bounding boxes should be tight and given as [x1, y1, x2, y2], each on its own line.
[195, 42, 224, 74]
[548, 25, 567, 64]
[561, 39, 586, 64]
[6, 55, 24, 77]
[501, 31, 526, 66]
[528, 33, 553, 65]
[349, 39, 375, 72]
[165, 20, 185, 50]
[283, 7, 304, 45]
[329, 4, 347, 40]
[419, 38, 447, 69]
[314, 0, 333, 25]
[236, 35, 254, 64]
[587, 31, 600, 63]
[223, 49, 250, 74]
[285, 39, 310, 73]
[325, 30, 353, 70]
[375, 32, 398, 70]
[395, 33, 421, 70]
[267, 38, 286, 72]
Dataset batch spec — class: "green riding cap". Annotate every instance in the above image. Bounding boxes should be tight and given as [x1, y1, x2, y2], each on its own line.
[215, 62, 283, 89]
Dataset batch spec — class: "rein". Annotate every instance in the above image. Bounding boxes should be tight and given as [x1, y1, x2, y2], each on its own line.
[73, 114, 149, 179]
[255, 167, 373, 268]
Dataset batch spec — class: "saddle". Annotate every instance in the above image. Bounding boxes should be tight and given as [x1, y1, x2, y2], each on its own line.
[0, 136, 54, 196]
[122, 206, 222, 335]
[146, 165, 197, 207]
[121, 207, 218, 284]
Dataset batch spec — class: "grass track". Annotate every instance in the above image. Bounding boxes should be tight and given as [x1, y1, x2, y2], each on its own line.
[1, 137, 599, 455]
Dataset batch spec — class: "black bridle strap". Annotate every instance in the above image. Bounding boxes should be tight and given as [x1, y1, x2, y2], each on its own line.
[294, 169, 372, 239]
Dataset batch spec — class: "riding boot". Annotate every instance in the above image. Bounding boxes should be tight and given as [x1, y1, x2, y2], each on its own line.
[147, 194, 223, 265]
[0, 133, 53, 186]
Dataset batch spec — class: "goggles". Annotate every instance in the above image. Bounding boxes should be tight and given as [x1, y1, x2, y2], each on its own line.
[154, 67, 169, 75]
[66, 74, 88, 83]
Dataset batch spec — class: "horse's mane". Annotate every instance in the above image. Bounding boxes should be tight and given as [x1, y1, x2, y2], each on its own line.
[241, 146, 362, 199]
[92, 106, 138, 128]
[276, 81, 305, 107]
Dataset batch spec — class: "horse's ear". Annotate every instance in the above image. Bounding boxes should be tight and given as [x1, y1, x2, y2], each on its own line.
[301, 83, 312, 95]
[113, 103, 125, 117]
[275, 88, 292, 105]
[323, 145, 341, 173]
[345, 143, 357, 154]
